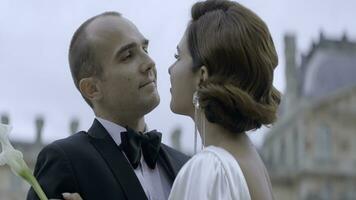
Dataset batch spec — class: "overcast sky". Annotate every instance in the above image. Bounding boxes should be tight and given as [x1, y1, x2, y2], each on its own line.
[1, 0, 355, 153]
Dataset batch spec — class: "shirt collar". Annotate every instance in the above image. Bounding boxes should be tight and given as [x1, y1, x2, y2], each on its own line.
[96, 117, 126, 146]
[95, 117, 149, 146]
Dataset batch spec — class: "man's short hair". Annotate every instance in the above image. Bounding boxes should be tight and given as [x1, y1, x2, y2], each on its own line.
[68, 11, 122, 107]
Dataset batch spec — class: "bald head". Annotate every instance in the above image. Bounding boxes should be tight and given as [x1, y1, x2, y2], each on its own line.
[68, 12, 122, 107]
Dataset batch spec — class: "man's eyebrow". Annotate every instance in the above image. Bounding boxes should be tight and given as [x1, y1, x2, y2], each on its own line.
[176, 46, 181, 54]
[115, 39, 150, 57]
[116, 43, 137, 57]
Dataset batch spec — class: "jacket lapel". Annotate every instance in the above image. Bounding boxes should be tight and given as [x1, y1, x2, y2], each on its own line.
[157, 144, 182, 182]
[87, 119, 148, 200]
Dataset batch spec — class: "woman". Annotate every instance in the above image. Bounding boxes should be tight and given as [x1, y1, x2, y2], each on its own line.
[167, 0, 280, 199]
[63, 0, 280, 199]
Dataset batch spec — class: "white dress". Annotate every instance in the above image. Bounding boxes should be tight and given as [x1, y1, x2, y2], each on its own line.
[169, 146, 251, 200]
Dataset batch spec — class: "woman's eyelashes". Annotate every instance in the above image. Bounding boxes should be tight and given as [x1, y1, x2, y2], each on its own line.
[174, 53, 180, 60]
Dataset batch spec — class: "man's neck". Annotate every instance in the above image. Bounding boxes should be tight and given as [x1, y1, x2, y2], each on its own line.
[95, 112, 146, 132]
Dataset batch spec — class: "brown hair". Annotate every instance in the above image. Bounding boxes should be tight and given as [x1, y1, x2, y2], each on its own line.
[188, 0, 281, 133]
[68, 12, 121, 107]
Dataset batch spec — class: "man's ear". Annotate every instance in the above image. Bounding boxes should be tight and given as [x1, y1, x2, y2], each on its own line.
[195, 65, 209, 89]
[79, 77, 102, 101]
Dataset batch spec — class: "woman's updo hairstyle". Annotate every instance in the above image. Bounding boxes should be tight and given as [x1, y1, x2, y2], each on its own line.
[188, 0, 281, 133]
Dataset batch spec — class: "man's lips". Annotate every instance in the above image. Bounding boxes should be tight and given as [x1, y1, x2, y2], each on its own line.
[139, 80, 156, 89]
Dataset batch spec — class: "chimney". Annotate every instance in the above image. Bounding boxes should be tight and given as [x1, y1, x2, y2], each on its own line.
[342, 32, 348, 42]
[284, 34, 299, 113]
[1, 113, 10, 124]
[171, 127, 182, 151]
[319, 31, 325, 42]
[35, 116, 44, 144]
[69, 118, 79, 135]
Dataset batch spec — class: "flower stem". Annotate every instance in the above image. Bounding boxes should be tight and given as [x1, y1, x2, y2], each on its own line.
[21, 171, 48, 200]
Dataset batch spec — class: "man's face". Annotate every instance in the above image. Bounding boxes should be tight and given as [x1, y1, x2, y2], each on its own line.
[87, 16, 160, 118]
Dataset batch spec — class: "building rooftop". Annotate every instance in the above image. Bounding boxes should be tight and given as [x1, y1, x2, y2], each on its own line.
[300, 34, 356, 99]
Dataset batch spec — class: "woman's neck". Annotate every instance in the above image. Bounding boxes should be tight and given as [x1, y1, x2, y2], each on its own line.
[196, 112, 254, 155]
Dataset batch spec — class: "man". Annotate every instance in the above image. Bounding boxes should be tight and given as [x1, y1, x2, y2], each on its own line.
[27, 12, 189, 200]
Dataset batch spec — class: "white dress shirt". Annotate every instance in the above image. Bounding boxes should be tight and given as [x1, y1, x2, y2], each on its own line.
[96, 117, 172, 200]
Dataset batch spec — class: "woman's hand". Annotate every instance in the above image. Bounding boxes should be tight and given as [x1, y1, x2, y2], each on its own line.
[62, 193, 83, 200]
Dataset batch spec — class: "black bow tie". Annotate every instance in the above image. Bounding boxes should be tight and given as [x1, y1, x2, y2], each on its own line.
[120, 127, 162, 169]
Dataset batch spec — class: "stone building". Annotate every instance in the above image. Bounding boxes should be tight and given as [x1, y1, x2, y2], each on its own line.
[261, 33, 356, 200]
[0, 115, 78, 200]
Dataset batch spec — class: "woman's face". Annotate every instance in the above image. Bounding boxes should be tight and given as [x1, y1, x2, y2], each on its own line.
[168, 30, 197, 117]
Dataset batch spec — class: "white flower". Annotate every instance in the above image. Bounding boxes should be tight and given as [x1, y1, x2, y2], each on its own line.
[0, 123, 48, 200]
[0, 124, 30, 176]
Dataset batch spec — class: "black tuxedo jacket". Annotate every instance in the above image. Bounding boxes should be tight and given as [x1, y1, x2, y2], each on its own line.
[27, 119, 190, 200]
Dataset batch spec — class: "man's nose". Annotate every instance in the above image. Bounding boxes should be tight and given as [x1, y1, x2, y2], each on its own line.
[141, 54, 155, 73]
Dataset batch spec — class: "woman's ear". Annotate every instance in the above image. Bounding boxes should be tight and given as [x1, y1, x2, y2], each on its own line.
[79, 77, 102, 101]
[195, 65, 209, 88]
